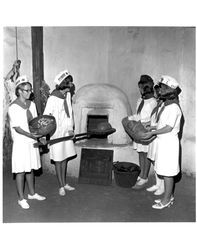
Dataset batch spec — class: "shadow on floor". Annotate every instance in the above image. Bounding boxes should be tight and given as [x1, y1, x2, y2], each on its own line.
[3, 167, 196, 223]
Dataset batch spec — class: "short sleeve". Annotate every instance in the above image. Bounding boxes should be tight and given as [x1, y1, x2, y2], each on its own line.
[164, 104, 181, 128]
[8, 104, 22, 128]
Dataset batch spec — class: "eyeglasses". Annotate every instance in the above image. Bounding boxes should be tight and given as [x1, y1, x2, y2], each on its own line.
[21, 89, 32, 93]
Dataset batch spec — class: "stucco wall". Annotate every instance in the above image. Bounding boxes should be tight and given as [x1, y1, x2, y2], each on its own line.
[43, 26, 109, 90]
[3, 27, 32, 80]
[3, 26, 196, 175]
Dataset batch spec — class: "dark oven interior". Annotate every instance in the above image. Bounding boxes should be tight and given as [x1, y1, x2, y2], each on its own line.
[87, 114, 108, 141]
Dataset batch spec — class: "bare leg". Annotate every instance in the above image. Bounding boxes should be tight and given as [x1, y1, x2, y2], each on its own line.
[139, 152, 150, 179]
[61, 159, 68, 187]
[55, 161, 64, 188]
[146, 171, 159, 191]
[16, 172, 25, 200]
[139, 152, 145, 178]
[133, 152, 149, 189]
[143, 154, 151, 179]
[26, 170, 35, 195]
[155, 173, 161, 186]
[161, 176, 174, 204]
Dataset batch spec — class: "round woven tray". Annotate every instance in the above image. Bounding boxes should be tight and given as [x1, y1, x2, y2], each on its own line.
[122, 117, 155, 144]
[29, 115, 56, 136]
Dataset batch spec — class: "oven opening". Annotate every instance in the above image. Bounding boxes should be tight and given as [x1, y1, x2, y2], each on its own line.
[87, 114, 108, 141]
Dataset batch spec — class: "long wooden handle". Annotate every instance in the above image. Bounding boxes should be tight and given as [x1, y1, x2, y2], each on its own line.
[33, 132, 90, 148]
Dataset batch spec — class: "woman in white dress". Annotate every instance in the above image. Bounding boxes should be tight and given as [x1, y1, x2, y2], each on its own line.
[144, 75, 182, 209]
[44, 70, 76, 196]
[146, 85, 165, 195]
[8, 75, 46, 209]
[132, 75, 157, 190]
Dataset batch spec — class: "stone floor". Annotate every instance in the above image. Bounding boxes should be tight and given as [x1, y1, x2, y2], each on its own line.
[3, 166, 196, 223]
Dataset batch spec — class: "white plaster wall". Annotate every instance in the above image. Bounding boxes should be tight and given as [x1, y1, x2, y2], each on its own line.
[108, 27, 193, 110]
[43, 26, 109, 90]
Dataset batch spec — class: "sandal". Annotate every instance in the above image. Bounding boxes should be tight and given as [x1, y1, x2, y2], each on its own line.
[155, 196, 174, 204]
[152, 200, 173, 209]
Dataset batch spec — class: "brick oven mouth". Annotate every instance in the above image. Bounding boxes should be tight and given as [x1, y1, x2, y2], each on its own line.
[83, 114, 110, 146]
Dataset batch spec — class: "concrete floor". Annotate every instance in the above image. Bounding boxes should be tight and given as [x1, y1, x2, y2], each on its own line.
[3, 166, 196, 223]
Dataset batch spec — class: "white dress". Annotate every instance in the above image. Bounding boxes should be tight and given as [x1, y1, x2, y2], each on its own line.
[133, 97, 157, 153]
[44, 92, 76, 162]
[8, 102, 41, 173]
[147, 112, 158, 161]
[154, 103, 182, 176]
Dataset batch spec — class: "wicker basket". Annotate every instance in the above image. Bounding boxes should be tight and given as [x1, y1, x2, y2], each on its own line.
[122, 117, 155, 144]
[29, 115, 56, 137]
[113, 162, 140, 188]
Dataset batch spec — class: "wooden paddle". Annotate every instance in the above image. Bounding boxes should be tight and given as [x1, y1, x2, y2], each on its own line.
[33, 123, 116, 148]
[33, 132, 90, 148]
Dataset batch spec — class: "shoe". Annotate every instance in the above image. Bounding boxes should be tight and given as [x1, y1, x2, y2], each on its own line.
[155, 196, 174, 204]
[59, 187, 66, 196]
[18, 199, 30, 209]
[64, 184, 75, 191]
[152, 200, 173, 209]
[154, 188, 165, 195]
[28, 193, 46, 201]
[132, 178, 148, 190]
[146, 185, 159, 192]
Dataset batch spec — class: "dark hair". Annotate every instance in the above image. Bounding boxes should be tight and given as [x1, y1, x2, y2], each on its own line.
[154, 84, 160, 98]
[154, 85, 159, 90]
[70, 83, 76, 97]
[138, 75, 154, 86]
[159, 84, 181, 101]
[139, 81, 154, 98]
[56, 75, 73, 90]
[160, 92, 178, 101]
[29, 92, 35, 101]
[15, 82, 32, 97]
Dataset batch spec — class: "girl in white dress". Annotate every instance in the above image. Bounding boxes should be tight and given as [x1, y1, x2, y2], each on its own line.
[8, 75, 46, 209]
[144, 75, 182, 209]
[44, 70, 76, 196]
[146, 85, 164, 195]
[132, 75, 157, 190]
